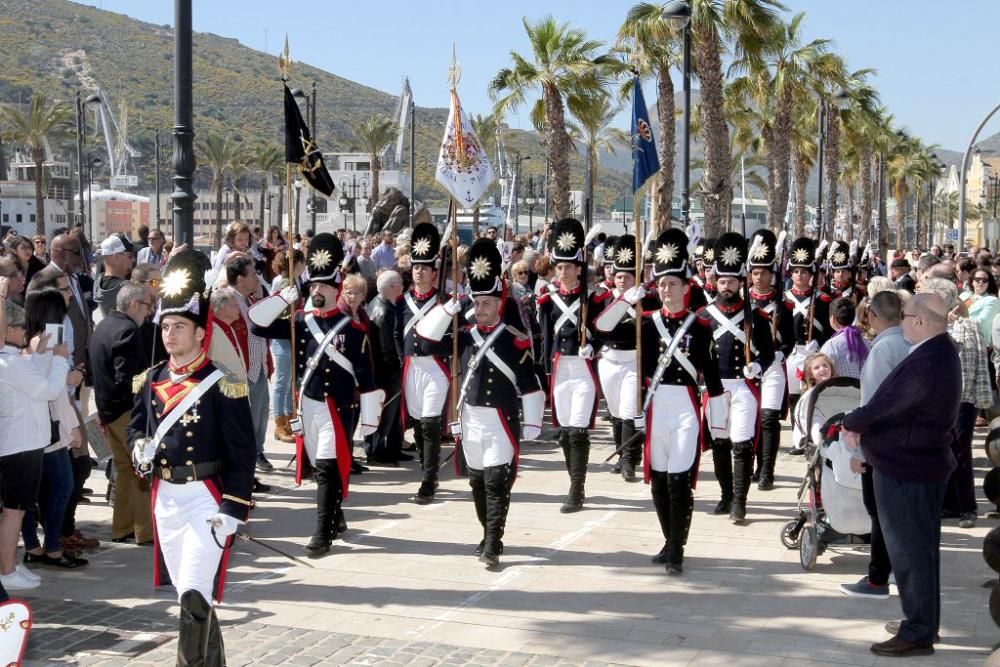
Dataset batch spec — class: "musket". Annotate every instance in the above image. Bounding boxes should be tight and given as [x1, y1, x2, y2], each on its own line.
[770, 230, 788, 341]
[806, 239, 828, 343]
[743, 235, 764, 366]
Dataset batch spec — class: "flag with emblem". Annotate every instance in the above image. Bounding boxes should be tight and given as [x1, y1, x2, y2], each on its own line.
[435, 53, 495, 207]
[284, 83, 335, 197]
[630, 76, 660, 193]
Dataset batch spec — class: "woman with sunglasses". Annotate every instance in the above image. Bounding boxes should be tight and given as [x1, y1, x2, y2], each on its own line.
[962, 269, 999, 350]
[10, 237, 45, 301]
[32, 236, 49, 264]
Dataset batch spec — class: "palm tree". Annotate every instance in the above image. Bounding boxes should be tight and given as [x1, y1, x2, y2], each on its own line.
[490, 16, 622, 221]
[196, 133, 240, 247]
[617, 3, 681, 232]
[789, 100, 818, 237]
[251, 144, 283, 229]
[688, 0, 785, 238]
[229, 149, 250, 222]
[839, 89, 882, 245]
[352, 114, 397, 213]
[887, 132, 924, 249]
[0, 94, 72, 235]
[470, 114, 498, 236]
[567, 94, 624, 230]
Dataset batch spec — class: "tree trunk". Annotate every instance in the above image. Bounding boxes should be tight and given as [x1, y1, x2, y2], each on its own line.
[845, 182, 855, 242]
[259, 175, 267, 228]
[276, 184, 284, 234]
[543, 82, 571, 221]
[369, 156, 381, 213]
[587, 147, 597, 231]
[823, 108, 841, 240]
[768, 87, 794, 234]
[793, 148, 809, 238]
[692, 35, 732, 239]
[858, 145, 873, 246]
[655, 66, 675, 233]
[33, 150, 46, 236]
[472, 205, 480, 237]
[894, 186, 906, 251]
[233, 184, 242, 221]
[215, 178, 224, 248]
[878, 156, 888, 258]
[915, 188, 923, 249]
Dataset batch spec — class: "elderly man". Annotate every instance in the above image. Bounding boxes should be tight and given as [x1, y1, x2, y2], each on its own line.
[136, 229, 166, 266]
[356, 240, 377, 297]
[95, 234, 135, 316]
[840, 290, 910, 600]
[890, 258, 916, 293]
[365, 270, 408, 465]
[132, 263, 166, 365]
[89, 282, 155, 544]
[841, 293, 961, 657]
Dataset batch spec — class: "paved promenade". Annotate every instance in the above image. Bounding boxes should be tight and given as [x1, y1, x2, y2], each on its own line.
[18, 418, 999, 666]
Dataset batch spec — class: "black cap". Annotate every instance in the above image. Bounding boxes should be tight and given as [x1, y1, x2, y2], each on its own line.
[549, 218, 586, 265]
[827, 240, 855, 271]
[651, 228, 690, 280]
[712, 232, 748, 278]
[748, 229, 777, 269]
[788, 237, 818, 271]
[409, 222, 440, 266]
[610, 234, 637, 273]
[306, 232, 345, 284]
[467, 238, 504, 298]
[156, 249, 208, 327]
[700, 237, 717, 266]
[601, 235, 618, 265]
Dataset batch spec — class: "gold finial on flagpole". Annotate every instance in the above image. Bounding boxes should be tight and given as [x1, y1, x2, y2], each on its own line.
[278, 34, 291, 81]
[448, 43, 461, 91]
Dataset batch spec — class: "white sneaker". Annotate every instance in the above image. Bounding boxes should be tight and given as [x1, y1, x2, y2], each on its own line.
[0, 569, 40, 590]
[16, 564, 40, 583]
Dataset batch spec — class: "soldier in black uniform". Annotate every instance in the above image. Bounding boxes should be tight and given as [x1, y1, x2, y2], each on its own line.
[128, 251, 256, 667]
[417, 240, 544, 567]
[827, 239, 865, 305]
[698, 232, 775, 525]
[596, 228, 725, 573]
[536, 218, 599, 513]
[249, 233, 382, 556]
[782, 237, 832, 413]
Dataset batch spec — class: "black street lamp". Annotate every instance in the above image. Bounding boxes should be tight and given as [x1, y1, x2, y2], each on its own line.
[339, 174, 367, 232]
[663, 0, 691, 227]
[170, 0, 196, 245]
[815, 89, 851, 241]
[86, 154, 103, 240]
[292, 82, 318, 234]
[513, 154, 531, 234]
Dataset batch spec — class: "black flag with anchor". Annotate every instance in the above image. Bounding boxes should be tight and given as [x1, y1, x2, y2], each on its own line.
[283, 83, 335, 197]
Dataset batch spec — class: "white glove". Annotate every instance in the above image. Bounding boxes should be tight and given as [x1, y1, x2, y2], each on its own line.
[743, 362, 762, 379]
[579, 344, 594, 360]
[633, 413, 646, 429]
[623, 285, 646, 305]
[805, 339, 819, 354]
[206, 513, 242, 538]
[773, 350, 784, 364]
[448, 421, 462, 437]
[442, 298, 462, 316]
[523, 425, 541, 441]
[280, 285, 299, 305]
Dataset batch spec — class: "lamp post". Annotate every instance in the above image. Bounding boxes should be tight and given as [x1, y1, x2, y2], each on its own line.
[74, 92, 85, 229]
[154, 130, 162, 231]
[86, 155, 103, 240]
[513, 154, 531, 234]
[291, 83, 319, 234]
[171, 0, 196, 245]
[663, 0, 691, 227]
[339, 175, 366, 232]
[293, 178, 303, 235]
[409, 98, 415, 227]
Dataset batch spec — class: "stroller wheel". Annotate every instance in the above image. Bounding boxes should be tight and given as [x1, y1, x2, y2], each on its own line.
[800, 525, 818, 570]
[781, 520, 802, 550]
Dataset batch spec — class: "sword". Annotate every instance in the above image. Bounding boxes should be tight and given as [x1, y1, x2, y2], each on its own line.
[604, 430, 645, 463]
[210, 525, 316, 568]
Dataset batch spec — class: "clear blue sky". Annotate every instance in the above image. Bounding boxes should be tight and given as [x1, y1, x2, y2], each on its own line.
[73, 0, 1000, 152]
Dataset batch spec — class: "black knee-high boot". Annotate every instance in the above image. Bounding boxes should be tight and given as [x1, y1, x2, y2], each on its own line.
[650, 470, 671, 563]
[620, 419, 642, 482]
[758, 409, 781, 490]
[666, 470, 694, 574]
[204, 607, 225, 667]
[469, 468, 487, 555]
[481, 463, 513, 567]
[415, 417, 442, 503]
[730, 440, 753, 525]
[306, 459, 341, 556]
[711, 438, 733, 514]
[177, 589, 212, 666]
[610, 417, 623, 474]
[561, 428, 590, 513]
[558, 428, 571, 473]
[412, 420, 425, 467]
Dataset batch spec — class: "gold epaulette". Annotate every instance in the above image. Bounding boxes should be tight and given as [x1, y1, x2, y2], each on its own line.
[219, 376, 249, 399]
[132, 369, 149, 395]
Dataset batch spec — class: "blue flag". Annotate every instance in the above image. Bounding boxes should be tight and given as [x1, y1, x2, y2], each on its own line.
[631, 76, 660, 193]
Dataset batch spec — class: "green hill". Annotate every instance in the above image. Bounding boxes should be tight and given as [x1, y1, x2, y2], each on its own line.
[0, 0, 629, 213]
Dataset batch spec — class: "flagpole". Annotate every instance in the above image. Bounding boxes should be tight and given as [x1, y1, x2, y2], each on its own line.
[280, 38, 299, 419]
[633, 186, 643, 424]
[449, 200, 459, 422]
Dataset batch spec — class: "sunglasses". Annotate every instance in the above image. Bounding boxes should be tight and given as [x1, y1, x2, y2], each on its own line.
[974, 277, 990, 283]
[141, 278, 162, 288]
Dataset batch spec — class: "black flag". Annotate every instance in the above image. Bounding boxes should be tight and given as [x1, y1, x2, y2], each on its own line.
[284, 83, 335, 197]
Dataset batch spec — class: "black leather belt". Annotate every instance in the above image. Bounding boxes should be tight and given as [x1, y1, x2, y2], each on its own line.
[156, 461, 221, 483]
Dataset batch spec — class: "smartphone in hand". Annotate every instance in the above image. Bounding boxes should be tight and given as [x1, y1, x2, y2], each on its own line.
[44, 323, 65, 347]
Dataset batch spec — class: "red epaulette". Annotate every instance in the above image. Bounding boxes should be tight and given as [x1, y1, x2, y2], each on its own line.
[818, 292, 834, 303]
[695, 307, 713, 325]
[350, 320, 368, 333]
[592, 290, 613, 304]
[536, 292, 551, 305]
[394, 293, 404, 303]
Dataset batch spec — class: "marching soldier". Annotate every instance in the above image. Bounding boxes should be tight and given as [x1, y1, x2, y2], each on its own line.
[699, 232, 775, 525]
[693, 238, 718, 304]
[746, 229, 790, 491]
[827, 239, 865, 304]
[599, 236, 618, 292]
[537, 218, 599, 513]
[416, 240, 544, 568]
[392, 223, 453, 504]
[596, 229, 725, 573]
[128, 251, 256, 667]
[593, 235, 643, 482]
[782, 237, 832, 415]
[249, 233, 383, 556]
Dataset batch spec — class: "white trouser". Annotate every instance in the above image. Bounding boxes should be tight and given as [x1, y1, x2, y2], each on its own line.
[461, 405, 515, 470]
[154, 480, 224, 605]
[301, 395, 338, 461]
[760, 356, 786, 411]
[552, 355, 596, 428]
[721, 378, 758, 442]
[404, 356, 449, 419]
[785, 345, 809, 395]
[648, 385, 700, 473]
[597, 349, 638, 419]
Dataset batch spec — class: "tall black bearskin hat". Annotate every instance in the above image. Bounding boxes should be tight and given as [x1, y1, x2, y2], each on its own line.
[602, 235, 619, 265]
[156, 248, 209, 328]
[549, 218, 586, 266]
[409, 222, 441, 266]
[700, 237, 717, 267]
[306, 232, 345, 285]
[748, 228, 778, 270]
[650, 228, 690, 280]
[611, 234, 637, 273]
[788, 236, 818, 271]
[467, 238, 504, 298]
[827, 239, 855, 271]
[712, 232, 748, 278]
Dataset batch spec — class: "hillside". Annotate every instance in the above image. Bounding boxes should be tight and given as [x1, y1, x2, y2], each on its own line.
[0, 0, 629, 212]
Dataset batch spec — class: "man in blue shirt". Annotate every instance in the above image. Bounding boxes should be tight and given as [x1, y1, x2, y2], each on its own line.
[371, 231, 396, 272]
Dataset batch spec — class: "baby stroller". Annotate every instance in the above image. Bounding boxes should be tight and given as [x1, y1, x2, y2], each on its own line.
[780, 377, 871, 570]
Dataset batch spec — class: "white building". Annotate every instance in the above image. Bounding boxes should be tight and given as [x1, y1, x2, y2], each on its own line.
[0, 180, 73, 238]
